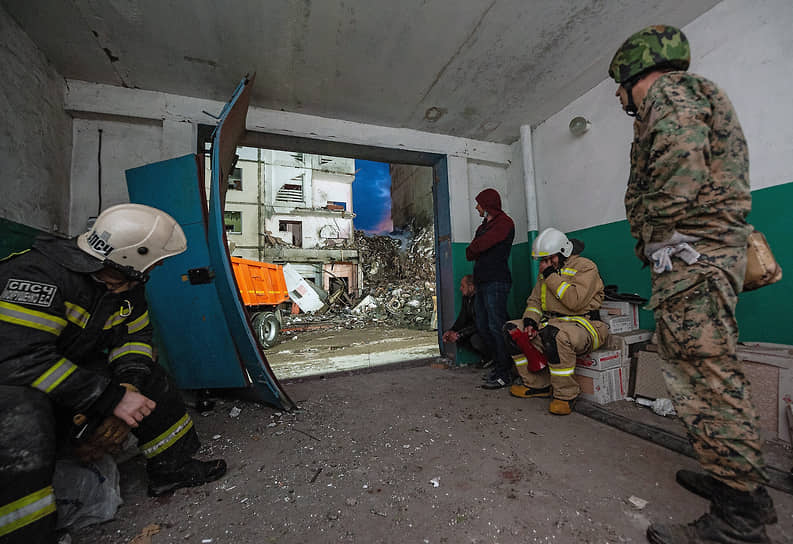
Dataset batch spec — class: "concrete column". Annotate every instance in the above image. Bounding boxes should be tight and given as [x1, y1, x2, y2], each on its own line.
[447, 155, 471, 243]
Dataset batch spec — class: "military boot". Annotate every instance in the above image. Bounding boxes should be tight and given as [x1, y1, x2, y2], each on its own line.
[676, 470, 777, 524]
[148, 458, 227, 497]
[647, 481, 776, 543]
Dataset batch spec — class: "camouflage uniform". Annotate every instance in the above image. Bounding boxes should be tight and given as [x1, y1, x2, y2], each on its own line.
[626, 71, 765, 490]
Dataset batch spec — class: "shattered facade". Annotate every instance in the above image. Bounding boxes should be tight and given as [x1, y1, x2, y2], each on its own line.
[207, 148, 360, 292]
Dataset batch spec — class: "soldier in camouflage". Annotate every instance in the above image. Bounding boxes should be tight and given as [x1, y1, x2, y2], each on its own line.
[609, 25, 777, 543]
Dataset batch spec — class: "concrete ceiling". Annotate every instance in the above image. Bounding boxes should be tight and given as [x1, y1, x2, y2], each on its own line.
[3, 0, 719, 144]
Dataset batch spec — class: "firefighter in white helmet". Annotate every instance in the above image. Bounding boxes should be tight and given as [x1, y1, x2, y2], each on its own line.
[502, 227, 609, 415]
[0, 204, 226, 542]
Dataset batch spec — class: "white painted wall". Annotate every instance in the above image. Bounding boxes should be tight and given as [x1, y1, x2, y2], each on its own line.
[531, 0, 793, 234]
[64, 80, 516, 243]
[70, 117, 163, 233]
[0, 5, 72, 233]
[312, 175, 352, 211]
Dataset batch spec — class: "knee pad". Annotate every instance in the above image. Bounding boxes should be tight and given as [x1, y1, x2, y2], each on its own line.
[539, 325, 561, 366]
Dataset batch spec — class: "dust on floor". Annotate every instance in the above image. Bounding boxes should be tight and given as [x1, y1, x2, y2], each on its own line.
[72, 363, 793, 544]
[266, 326, 440, 379]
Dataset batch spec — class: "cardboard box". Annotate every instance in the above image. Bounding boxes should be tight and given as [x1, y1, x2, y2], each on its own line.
[632, 343, 793, 444]
[576, 349, 622, 371]
[737, 343, 793, 444]
[633, 350, 668, 400]
[607, 329, 653, 395]
[574, 363, 630, 404]
[600, 314, 634, 334]
[600, 300, 640, 330]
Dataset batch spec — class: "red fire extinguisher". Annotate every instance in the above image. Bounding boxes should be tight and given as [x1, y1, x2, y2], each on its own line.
[508, 327, 548, 372]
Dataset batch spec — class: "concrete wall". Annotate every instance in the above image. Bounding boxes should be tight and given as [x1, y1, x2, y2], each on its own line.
[530, 0, 793, 343]
[312, 175, 353, 213]
[0, 5, 72, 233]
[63, 80, 515, 243]
[390, 164, 434, 230]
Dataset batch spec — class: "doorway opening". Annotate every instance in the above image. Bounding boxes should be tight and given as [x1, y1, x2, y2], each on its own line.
[198, 127, 452, 380]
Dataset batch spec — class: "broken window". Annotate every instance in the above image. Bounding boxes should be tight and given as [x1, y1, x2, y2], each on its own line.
[224, 211, 242, 234]
[228, 167, 243, 191]
[276, 174, 304, 203]
[279, 220, 302, 248]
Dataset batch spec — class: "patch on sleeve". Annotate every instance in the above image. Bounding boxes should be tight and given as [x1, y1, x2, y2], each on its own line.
[1, 279, 58, 307]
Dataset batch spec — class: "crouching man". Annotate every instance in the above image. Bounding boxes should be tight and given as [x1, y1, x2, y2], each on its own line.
[0, 204, 226, 543]
[503, 228, 609, 415]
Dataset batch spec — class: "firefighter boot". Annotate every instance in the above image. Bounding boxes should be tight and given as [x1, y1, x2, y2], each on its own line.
[676, 470, 777, 524]
[509, 385, 551, 398]
[647, 482, 775, 544]
[148, 458, 227, 497]
[549, 398, 574, 415]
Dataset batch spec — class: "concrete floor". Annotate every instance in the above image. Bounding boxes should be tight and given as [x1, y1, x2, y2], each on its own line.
[266, 326, 440, 379]
[72, 362, 793, 544]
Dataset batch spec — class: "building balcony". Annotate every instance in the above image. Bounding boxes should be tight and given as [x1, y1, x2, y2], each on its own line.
[262, 246, 359, 264]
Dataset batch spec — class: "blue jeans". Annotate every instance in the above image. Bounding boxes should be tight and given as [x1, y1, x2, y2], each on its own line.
[474, 281, 512, 377]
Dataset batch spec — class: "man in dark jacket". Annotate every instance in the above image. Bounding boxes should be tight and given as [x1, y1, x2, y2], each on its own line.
[0, 204, 226, 543]
[441, 274, 490, 366]
[465, 188, 515, 389]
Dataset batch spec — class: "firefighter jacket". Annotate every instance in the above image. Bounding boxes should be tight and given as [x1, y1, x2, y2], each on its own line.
[522, 254, 605, 348]
[0, 235, 156, 418]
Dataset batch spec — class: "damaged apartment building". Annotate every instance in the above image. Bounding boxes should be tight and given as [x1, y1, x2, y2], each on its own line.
[206, 149, 361, 298]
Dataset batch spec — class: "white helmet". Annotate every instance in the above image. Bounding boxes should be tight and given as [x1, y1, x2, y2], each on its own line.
[532, 227, 573, 258]
[77, 203, 187, 280]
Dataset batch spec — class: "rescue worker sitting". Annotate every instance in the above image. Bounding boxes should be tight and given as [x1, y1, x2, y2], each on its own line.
[0, 204, 227, 543]
[503, 228, 609, 415]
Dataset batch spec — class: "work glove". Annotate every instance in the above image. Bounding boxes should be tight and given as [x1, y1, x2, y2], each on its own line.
[72, 383, 137, 462]
[542, 265, 557, 279]
[522, 317, 538, 330]
[73, 415, 131, 462]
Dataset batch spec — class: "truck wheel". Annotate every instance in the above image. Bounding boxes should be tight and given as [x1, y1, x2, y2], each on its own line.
[252, 312, 280, 349]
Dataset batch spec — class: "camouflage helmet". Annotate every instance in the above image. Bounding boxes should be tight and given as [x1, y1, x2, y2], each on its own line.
[608, 25, 690, 84]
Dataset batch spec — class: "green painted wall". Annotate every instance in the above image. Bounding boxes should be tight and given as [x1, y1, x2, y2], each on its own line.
[567, 182, 792, 344]
[449, 239, 532, 364]
[0, 218, 41, 260]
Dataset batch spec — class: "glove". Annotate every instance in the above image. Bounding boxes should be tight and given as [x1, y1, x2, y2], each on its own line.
[522, 317, 538, 330]
[542, 265, 557, 279]
[73, 415, 131, 462]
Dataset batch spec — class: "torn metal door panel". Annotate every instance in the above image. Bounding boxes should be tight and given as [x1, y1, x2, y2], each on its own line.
[126, 154, 247, 389]
[206, 75, 295, 410]
[126, 75, 294, 410]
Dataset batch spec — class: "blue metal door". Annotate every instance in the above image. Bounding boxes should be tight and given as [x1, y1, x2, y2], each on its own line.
[127, 76, 294, 410]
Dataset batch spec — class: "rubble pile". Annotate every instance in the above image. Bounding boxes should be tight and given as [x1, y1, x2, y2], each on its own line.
[353, 224, 436, 330]
[282, 225, 437, 333]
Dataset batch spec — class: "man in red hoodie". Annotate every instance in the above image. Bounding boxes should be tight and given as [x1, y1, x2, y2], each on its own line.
[465, 189, 515, 389]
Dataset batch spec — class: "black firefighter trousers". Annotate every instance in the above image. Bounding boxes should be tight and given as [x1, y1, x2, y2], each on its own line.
[0, 365, 199, 543]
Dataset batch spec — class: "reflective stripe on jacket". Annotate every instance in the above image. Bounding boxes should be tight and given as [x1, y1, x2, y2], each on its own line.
[0, 236, 154, 414]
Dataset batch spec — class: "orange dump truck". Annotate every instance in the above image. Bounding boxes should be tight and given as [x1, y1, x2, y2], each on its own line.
[231, 256, 290, 348]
